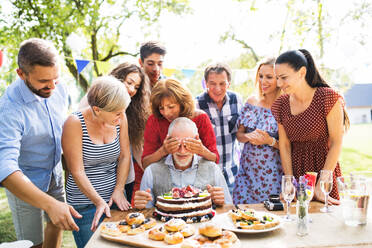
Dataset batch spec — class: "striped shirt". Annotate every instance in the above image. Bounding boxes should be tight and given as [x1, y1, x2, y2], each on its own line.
[196, 91, 242, 187]
[66, 112, 121, 205]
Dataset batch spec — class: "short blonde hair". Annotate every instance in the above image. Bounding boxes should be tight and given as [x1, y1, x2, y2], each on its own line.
[151, 79, 195, 119]
[87, 76, 131, 112]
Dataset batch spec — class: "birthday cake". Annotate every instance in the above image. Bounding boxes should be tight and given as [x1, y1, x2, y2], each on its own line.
[154, 185, 215, 223]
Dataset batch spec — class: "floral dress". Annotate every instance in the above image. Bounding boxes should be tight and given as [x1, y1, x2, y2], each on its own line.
[233, 103, 283, 204]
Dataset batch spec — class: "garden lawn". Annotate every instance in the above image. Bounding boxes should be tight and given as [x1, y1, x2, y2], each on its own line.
[0, 187, 75, 247]
[340, 124, 372, 174]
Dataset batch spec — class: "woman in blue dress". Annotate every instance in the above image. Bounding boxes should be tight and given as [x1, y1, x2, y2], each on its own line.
[233, 58, 283, 204]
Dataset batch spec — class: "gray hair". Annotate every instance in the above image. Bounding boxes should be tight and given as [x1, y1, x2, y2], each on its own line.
[87, 76, 131, 112]
[18, 38, 59, 74]
[167, 117, 198, 136]
[204, 62, 232, 82]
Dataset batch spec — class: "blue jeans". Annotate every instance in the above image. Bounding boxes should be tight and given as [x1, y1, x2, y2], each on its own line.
[72, 204, 106, 248]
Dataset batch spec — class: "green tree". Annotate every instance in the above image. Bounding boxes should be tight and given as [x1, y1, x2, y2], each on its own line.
[0, 0, 190, 92]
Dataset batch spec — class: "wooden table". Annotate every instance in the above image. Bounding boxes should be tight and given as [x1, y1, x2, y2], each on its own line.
[86, 201, 372, 248]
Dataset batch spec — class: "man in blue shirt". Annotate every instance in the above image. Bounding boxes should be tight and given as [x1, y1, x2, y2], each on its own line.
[0, 38, 81, 247]
[133, 117, 232, 209]
[196, 63, 243, 196]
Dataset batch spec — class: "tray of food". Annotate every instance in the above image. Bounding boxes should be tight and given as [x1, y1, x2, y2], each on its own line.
[213, 208, 282, 233]
[100, 213, 240, 248]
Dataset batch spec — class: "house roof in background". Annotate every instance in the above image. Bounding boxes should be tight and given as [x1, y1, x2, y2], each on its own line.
[345, 84, 372, 107]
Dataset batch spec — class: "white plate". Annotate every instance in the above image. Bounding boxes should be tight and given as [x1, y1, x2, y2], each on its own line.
[212, 211, 283, 233]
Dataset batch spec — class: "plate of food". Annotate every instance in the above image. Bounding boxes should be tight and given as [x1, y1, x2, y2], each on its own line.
[213, 208, 283, 233]
[153, 185, 215, 223]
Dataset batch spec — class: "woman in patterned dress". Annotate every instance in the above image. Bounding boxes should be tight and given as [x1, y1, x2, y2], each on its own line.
[272, 49, 349, 203]
[233, 58, 283, 204]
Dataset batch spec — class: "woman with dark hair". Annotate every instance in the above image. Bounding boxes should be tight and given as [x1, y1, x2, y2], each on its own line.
[109, 62, 150, 162]
[141, 79, 219, 168]
[272, 49, 349, 203]
[109, 63, 150, 202]
[233, 58, 283, 204]
[79, 62, 150, 202]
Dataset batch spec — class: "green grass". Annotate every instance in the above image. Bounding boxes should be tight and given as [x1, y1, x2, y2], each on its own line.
[0, 124, 371, 245]
[0, 188, 76, 247]
[340, 124, 372, 174]
[0, 190, 16, 242]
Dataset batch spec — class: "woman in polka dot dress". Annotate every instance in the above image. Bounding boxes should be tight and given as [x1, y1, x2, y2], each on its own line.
[272, 49, 349, 203]
[233, 58, 283, 204]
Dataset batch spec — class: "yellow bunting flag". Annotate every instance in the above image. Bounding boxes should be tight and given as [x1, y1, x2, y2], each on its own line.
[95, 61, 111, 75]
[163, 68, 176, 77]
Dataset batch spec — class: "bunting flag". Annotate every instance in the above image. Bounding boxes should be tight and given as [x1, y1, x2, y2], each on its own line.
[0, 50, 3, 68]
[201, 78, 206, 90]
[75, 59, 90, 74]
[181, 69, 196, 78]
[95, 61, 111, 75]
[163, 68, 176, 77]
[12, 55, 256, 83]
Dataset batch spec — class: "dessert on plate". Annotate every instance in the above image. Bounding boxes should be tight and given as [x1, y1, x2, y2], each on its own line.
[154, 185, 215, 223]
[100, 212, 156, 237]
[228, 208, 280, 230]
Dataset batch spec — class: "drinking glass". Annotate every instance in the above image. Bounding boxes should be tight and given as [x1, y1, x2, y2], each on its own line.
[337, 175, 369, 226]
[282, 175, 296, 221]
[304, 172, 317, 203]
[305, 172, 317, 223]
[305, 185, 314, 202]
[351, 171, 372, 219]
[320, 170, 333, 213]
[300, 182, 315, 223]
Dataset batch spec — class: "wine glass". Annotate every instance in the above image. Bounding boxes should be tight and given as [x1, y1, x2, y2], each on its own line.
[281, 175, 296, 221]
[319, 170, 333, 213]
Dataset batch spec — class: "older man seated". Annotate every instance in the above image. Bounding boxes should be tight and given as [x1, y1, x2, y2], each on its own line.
[134, 117, 232, 209]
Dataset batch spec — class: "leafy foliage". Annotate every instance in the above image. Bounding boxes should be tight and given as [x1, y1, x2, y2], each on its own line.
[0, 0, 190, 92]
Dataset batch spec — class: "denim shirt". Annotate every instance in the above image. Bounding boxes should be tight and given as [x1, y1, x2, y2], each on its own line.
[0, 78, 68, 191]
[140, 154, 232, 208]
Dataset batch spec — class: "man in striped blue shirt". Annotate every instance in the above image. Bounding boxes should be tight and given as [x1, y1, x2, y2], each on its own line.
[0, 38, 81, 247]
[196, 63, 243, 196]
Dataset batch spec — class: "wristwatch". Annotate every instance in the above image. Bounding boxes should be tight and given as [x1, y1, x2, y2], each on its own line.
[269, 137, 276, 146]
